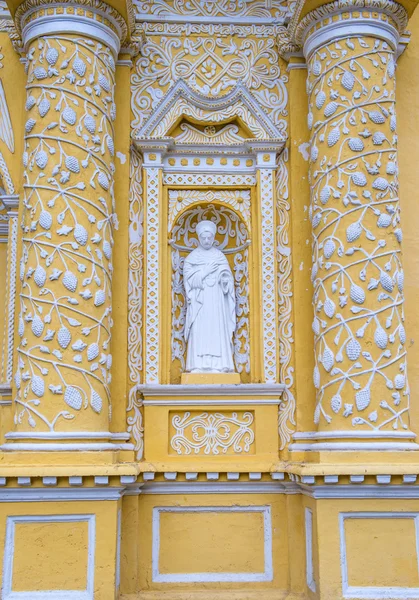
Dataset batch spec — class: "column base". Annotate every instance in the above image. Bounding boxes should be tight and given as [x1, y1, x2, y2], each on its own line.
[289, 430, 419, 453]
[1, 431, 134, 452]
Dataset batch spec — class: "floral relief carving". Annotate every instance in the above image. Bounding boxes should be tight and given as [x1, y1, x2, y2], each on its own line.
[168, 189, 251, 231]
[127, 146, 144, 458]
[276, 150, 296, 448]
[170, 411, 255, 455]
[308, 36, 408, 431]
[16, 35, 116, 430]
[131, 35, 287, 132]
[134, 0, 289, 21]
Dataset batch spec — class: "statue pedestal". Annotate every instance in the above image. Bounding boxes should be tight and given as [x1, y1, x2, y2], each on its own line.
[181, 372, 241, 385]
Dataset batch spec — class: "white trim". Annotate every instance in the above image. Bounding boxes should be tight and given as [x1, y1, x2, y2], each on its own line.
[142, 481, 293, 495]
[143, 399, 281, 406]
[5, 432, 129, 441]
[301, 485, 419, 500]
[152, 505, 273, 583]
[292, 430, 416, 440]
[136, 14, 287, 25]
[0, 487, 123, 502]
[305, 508, 316, 593]
[2, 514, 95, 600]
[0, 443, 134, 452]
[140, 383, 285, 397]
[340, 512, 419, 599]
[116, 508, 122, 591]
[289, 442, 419, 452]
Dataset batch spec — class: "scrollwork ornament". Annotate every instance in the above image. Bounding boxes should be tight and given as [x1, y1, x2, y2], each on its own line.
[127, 146, 144, 458]
[131, 35, 288, 132]
[171, 411, 255, 455]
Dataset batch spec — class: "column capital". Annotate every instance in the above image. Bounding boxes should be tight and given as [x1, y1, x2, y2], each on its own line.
[12, 0, 133, 57]
[284, 0, 410, 60]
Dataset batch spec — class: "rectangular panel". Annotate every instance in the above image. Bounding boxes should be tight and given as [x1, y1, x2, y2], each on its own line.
[152, 506, 272, 583]
[305, 507, 316, 593]
[340, 512, 419, 599]
[169, 410, 255, 455]
[2, 514, 95, 600]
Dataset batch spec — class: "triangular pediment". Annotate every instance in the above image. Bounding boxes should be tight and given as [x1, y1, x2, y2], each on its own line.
[136, 79, 285, 141]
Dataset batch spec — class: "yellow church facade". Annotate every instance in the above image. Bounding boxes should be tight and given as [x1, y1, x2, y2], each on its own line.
[1, 0, 419, 597]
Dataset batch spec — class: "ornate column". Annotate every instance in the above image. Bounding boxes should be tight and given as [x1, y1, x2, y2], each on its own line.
[296, 0, 416, 450]
[6, 1, 128, 448]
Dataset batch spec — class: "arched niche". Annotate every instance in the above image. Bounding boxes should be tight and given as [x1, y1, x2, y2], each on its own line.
[166, 202, 253, 384]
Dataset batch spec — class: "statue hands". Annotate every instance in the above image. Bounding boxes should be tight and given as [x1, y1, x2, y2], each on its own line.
[220, 269, 232, 293]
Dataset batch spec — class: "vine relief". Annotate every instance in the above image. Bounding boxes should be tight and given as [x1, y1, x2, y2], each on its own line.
[308, 36, 408, 431]
[16, 35, 116, 430]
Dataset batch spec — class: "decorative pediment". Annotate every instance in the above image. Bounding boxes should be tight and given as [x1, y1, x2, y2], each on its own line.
[136, 79, 286, 141]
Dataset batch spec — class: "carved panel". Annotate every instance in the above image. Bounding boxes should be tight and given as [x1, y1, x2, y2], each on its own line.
[169, 410, 255, 455]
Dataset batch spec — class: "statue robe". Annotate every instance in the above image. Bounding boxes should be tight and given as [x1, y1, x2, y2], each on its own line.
[183, 246, 236, 373]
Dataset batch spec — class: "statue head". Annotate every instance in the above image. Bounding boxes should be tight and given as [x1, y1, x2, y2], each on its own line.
[196, 220, 216, 250]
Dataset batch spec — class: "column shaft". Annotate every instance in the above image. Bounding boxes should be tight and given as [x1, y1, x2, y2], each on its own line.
[12, 3, 125, 438]
[299, 3, 414, 443]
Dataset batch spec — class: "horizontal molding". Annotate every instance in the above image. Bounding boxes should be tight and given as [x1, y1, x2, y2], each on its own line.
[140, 383, 285, 395]
[0, 442, 134, 452]
[0, 479, 419, 500]
[5, 431, 130, 441]
[141, 481, 298, 495]
[289, 442, 419, 452]
[293, 430, 417, 440]
[300, 484, 419, 499]
[0, 487, 124, 502]
[144, 398, 281, 406]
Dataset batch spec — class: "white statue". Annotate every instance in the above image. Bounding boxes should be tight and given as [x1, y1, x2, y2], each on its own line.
[183, 220, 236, 373]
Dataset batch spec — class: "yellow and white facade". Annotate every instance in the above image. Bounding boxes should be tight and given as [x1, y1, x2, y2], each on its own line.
[1, 0, 419, 598]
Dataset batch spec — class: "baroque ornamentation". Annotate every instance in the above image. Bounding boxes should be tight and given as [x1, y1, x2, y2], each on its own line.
[276, 150, 296, 449]
[134, 0, 290, 22]
[307, 34, 409, 431]
[131, 35, 288, 132]
[163, 172, 256, 186]
[127, 146, 144, 458]
[15, 34, 116, 431]
[15, 0, 129, 45]
[260, 167, 278, 383]
[168, 189, 251, 230]
[171, 204, 250, 377]
[139, 22, 285, 37]
[294, 0, 407, 47]
[174, 122, 245, 145]
[1, 215, 18, 386]
[144, 165, 160, 384]
[171, 411, 255, 455]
